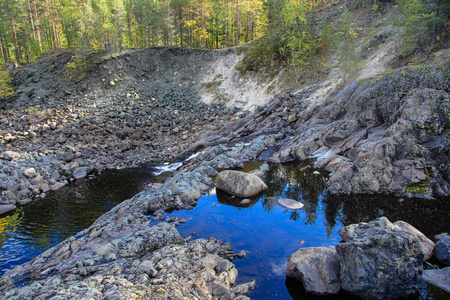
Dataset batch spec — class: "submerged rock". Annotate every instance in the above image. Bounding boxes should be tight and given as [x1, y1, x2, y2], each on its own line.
[335, 217, 424, 300]
[286, 247, 341, 295]
[215, 170, 268, 197]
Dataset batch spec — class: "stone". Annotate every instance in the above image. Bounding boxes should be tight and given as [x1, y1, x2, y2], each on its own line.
[277, 198, 304, 210]
[2, 151, 20, 160]
[286, 247, 340, 295]
[30, 175, 44, 186]
[19, 198, 32, 205]
[394, 220, 435, 261]
[215, 170, 268, 197]
[434, 236, 450, 265]
[73, 167, 88, 180]
[0, 204, 16, 215]
[64, 152, 74, 162]
[423, 267, 450, 293]
[51, 182, 66, 191]
[335, 217, 424, 300]
[117, 142, 130, 152]
[23, 168, 37, 178]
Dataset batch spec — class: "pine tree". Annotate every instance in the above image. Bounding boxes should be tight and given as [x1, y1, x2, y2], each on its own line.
[335, 7, 358, 83]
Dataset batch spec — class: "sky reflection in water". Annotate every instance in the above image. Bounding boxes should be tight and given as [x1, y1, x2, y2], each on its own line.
[169, 162, 450, 300]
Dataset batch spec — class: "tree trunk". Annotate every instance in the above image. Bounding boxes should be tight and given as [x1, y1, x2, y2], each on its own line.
[235, 0, 239, 46]
[33, 0, 43, 54]
[10, 19, 21, 62]
[27, 0, 37, 41]
[179, 4, 183, 47]
[118, 5, 123, 52]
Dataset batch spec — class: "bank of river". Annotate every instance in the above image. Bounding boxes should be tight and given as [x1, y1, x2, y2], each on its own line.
[1, 161, 449, 299]
[0, 165, 160, 275]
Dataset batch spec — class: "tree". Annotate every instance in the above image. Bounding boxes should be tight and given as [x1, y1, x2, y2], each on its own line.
[0, 62, 15, 100]
[399, 0, 449, 56]
[335, 7, 358, 83]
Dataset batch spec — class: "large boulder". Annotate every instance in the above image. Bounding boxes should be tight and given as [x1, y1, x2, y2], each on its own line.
[215, 170, 268, 197]
[335, 217, 424, 300]
[286, 247, 341, 295]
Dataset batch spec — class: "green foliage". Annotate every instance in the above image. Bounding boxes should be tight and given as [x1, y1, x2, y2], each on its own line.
[406, 177, 430, 194]
[0, 62, 15, 100]
[335, 7, 358, 83]
[399, 0, 450, 56]
[238, 1, 331, 77]
[65, 52, 102, 83]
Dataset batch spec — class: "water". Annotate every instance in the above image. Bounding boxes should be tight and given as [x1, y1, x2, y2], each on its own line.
[167, 162, 450, 299]
[0, 161, 449, 299]
[0, 165, 158, 275]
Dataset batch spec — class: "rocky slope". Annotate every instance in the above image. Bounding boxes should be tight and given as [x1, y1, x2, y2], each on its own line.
[176, 65, 450, 199]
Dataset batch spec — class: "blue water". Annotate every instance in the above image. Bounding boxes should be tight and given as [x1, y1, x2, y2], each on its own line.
[166, 162, 450, 299]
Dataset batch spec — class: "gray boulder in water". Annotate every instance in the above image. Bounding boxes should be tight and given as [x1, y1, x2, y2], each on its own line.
[286, 247, 341, 295]
[434, 235, 450, 265]
[335, 217, 424, 300]
[215, 170, 268, 197]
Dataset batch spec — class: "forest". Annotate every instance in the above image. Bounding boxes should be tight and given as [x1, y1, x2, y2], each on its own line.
[0, 0, 449, 67]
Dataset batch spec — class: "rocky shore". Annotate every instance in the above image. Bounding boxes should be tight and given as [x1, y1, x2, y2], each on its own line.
[0, 166, 254, 299]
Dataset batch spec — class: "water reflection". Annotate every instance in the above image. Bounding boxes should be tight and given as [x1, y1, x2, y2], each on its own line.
[262, 162, 327, 226]
[0, 165, 157, 276]
[216, 189, 262, 208]
[170, 161, 449, 299]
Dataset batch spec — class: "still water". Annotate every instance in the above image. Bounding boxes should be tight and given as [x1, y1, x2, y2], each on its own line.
[0, 161, 449, 299]
[168, 162, 450, 299]
[0, 165, 157, 275]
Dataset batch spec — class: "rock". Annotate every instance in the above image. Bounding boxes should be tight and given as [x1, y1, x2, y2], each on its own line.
[30, 175, 44, 186]
[2, 190, 16, 204]
[287, 114, 297, 123]
[230, 280, 256, 295]
[117, 141, 130, 152]
[2, 151, 20, 160]
[73, 167, 88, 179]
[423, 267, 450, 293]
[286, 247, 341, 295]
[19, 198, 32, 205]
[63, 152, 74, 162]
[23, 168, 37, 178]
[51, 182, 66, 191]
[215, 170, 268, 197]
[394, 220, 435, 261]
[277, 198, 304, 210]
[335, 217, 424, 300]
[0, 204, 16, 215]
[434, 236, 450, 265]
